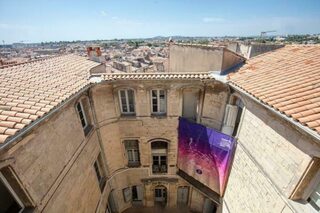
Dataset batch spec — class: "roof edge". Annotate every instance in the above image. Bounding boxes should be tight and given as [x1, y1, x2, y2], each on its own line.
[0, 84, 93, 153]
[229, 83, 320, 143]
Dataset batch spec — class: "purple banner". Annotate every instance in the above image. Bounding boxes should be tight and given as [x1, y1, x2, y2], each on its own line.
[177, 117, 236, 195]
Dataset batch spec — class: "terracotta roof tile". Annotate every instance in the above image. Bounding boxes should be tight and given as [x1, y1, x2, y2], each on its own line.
[0, 135, 9, 143]
[0, 55, 100, 144]
[0, 121, 16, 128]
[0, 127, 7, 134]
[229, 45, 320, 134]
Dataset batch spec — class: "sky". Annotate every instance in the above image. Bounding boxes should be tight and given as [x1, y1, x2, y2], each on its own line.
[0, 0, 320, 43]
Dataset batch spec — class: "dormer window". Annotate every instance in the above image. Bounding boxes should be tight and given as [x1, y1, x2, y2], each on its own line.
[119, 89, 135, 115]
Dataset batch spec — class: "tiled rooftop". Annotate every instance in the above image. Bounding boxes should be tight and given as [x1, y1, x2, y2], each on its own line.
[229, 45, 320, 134]
[0, 55, 99, 143]
[102, 72, 212, 81]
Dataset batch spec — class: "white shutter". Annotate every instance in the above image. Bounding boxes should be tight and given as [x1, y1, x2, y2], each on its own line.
[221, 104, 238, 136]
[136, 185, 144, 201]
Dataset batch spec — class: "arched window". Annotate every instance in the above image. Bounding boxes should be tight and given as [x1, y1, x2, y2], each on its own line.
[151, 141, 168, 174]
[221, 95, 244, 136]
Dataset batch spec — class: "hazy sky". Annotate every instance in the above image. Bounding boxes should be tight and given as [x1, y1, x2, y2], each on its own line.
[0, 0, 320, 43]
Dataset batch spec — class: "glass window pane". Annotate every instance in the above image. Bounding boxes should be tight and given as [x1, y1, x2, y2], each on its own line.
[152, 90, 157, 98]
[153, 156, 159, 165]
[152, 90, 158, 113]
[128, 90, 135, 112]
[159, 91, 166, 113]
[94, 162, 102, 182]
[160, 156, 167, 165]
[159, 90, 165, 97]
[133, 150, 139, 162]
[159, 99, 165, 113]
[77, 102, 87, 128]
[120, 90, 127, 112]
[76, 103, 82, 112]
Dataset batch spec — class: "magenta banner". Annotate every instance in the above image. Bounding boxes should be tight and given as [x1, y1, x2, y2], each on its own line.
[177, 117, 236, 195]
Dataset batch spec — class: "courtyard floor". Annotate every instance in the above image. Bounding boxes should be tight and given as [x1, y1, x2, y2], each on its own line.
[122, 205, 193, 213]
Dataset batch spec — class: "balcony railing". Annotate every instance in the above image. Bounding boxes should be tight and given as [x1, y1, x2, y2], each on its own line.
[152, 164, 167, 174]
[128, 161, 141, 168]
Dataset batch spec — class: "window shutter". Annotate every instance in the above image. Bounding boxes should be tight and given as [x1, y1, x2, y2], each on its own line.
[221, 104, 238, 136]
[136, 185, 144, 200]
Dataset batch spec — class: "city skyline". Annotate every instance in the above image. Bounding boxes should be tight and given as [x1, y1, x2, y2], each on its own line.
[1, 0, 320, 44]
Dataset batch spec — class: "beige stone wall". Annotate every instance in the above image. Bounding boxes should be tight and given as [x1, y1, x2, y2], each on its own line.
[169, 45, 223, 72]
[0, 94, 105, 212]
[90, 80, 228, 212]
[189, 188, 205, 212]
[223, 144, 293, 213]
[43, 133, 102, 213]
[221, 49, 244, 72]
[223, 93, 320, 212]
[201, 84, 229, 130]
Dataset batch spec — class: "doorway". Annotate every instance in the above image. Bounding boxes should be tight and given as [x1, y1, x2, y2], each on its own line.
[182, 89, 199, 121]
[132, 185, 143, 206]
[177, 186, 189, 206]
[154, 186, 167, 206]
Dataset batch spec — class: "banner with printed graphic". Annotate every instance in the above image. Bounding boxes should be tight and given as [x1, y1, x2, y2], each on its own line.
[177, 117, 236, 195]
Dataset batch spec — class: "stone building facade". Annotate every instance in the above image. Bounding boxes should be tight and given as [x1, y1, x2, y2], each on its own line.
[0, 45, 320, 213]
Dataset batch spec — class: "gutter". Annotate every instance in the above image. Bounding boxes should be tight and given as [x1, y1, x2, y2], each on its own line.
[229, 83, 320, 143]
[0, 84, 94, 154]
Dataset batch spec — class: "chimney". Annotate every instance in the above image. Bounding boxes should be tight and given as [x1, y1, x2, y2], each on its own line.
[87, 46, 105, 63]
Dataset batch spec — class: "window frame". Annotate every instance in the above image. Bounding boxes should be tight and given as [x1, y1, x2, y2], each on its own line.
[76, 99, 89, 130]
[124, 140, 140, 167]
[0, 172, 25, 212]
[118, 89, 135, 115]
[151, 141, 168, 174]
[93, 153, 106, 192]
[150, 89, 167, 115]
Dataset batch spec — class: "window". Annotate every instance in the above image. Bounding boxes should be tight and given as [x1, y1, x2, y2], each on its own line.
[118, 89, 135, 114]
[124, 140, 140, 167]
[76, 101, 88, 129]
[94, 153, 106, 192]
[0, 172, 24, 212]
[232, 98, 244, 136]
[132, 186, 138, 201]
[151, 89, 166, 115]
[182, 89, 199, 121]
[309, 183, 320, 211]
[123, 187, 132, 203]
[76, 99, 92, 135]
[151, 141, 168, 174]
[221, 95, 244, 136]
